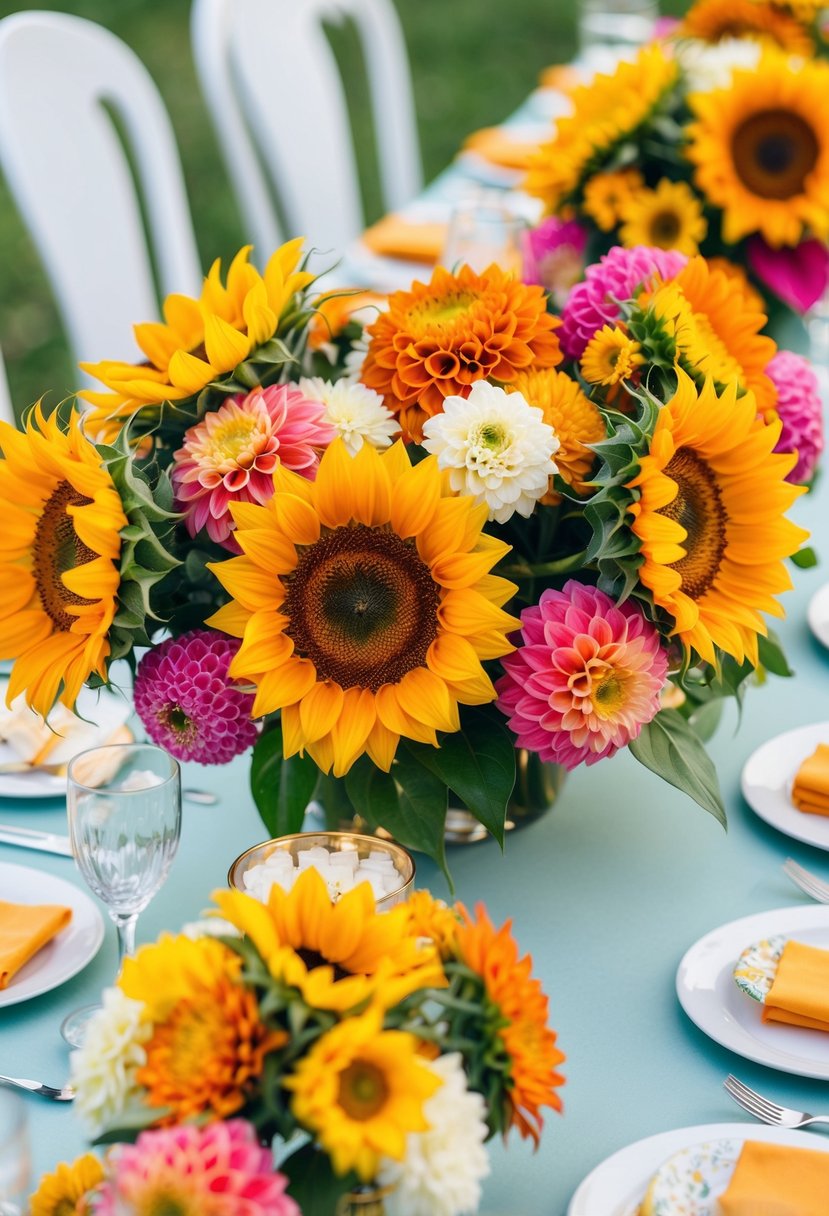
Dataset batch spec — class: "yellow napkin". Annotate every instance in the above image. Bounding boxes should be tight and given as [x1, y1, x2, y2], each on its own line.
[792, 743, 829, 816]
[462, 127, 540, 171]
[762, 939, 829, 1032]
[0, 900, 72, 989]
[719, 1139, 829, 1215]
[361, 214, 447, 263]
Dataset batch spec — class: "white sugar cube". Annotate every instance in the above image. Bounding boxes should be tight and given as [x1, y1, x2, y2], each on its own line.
[328, 850, 359, 870]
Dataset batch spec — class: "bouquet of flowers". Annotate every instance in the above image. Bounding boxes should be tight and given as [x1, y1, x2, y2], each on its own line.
[0, 237, 814, 876]
[524, 1, 829, 318]
[30, 876, 565, 1216]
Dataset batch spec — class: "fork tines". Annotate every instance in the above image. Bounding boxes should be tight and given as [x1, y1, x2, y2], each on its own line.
[724, 1074, 785, 1124]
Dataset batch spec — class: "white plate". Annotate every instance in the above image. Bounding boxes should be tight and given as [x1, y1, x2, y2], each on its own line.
[0, 862, 104, 1006]
[741, 721, 829, 851]
[808, 583, 829, 650]
[676, 905, 829, 1080]
[568, 1122, 829, 1216]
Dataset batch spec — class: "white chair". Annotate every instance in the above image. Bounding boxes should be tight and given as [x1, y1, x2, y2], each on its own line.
[190, 0, 422, 265]
[0, 11, 202, 374]
[0, 347, 15, 428]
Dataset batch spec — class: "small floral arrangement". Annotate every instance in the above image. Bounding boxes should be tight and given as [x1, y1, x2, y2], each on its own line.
[524, 3, 829, 316]
[32, 874, 564, 1215]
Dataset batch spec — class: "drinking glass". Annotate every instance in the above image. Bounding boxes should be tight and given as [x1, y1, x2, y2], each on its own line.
[441, 198, 526, 276]
[578, 0, 659, 66]
[61, 743, 181, 1047]
[0, 1091, 29, 1215]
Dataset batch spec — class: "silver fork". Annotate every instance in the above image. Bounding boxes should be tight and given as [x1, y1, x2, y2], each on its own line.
[0, 1073, 74, 1101]
[783, 857, 829, 903]
[724, 1074, 829, 1130]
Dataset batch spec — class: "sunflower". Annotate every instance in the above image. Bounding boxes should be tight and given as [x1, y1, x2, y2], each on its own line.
[706, 256, 767, 313]
[580, 325, 646, 388]
[406, 889, 461, 960]
[680, 0, 814, 53]
[207, 439, 519, 775]
[284, 1007, 441, 1181]
[525, 45, 678, 213]
[0, 405, 126, 716]
[361, 264, 561, 443]
[456, 904, 565, 1146]
[619, 179, 708, 256]
[645, 256, 777, 411]
[627, 372, 807, 665]
[80, 240, 315, 440]
[215, 868, 445, 1013]
[507, 368, 606, 497]
[582, 168, 645, 232]
[686, 51, 829, 247]
[30, 1155, 104, 1216]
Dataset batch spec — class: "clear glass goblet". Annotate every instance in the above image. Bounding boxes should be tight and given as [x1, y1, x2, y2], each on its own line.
[61, 743, 181, 1048]
[441, 197, 526, 277]
[0, 1091, 29, 1216]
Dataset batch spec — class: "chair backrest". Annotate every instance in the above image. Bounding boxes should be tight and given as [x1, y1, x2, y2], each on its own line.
[0, 11, 202, 372]
[191, 0, 422, 263]
[0, 347, 15, 428]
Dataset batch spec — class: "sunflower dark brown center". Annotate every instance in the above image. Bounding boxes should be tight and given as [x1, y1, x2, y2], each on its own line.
[660, 447, 727, 601]
[283, 524, 440, 692]
[33, 480, 97, 632]
[732, 109, 819, 200]
[338, 1060, 389, 1121]
[650, 209, 682, 245]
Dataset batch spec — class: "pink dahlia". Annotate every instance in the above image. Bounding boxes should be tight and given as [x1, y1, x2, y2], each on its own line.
[560, 245, 687, 358]
[94, 1120, 299, 1216]
[522, 216, 588, 308]
[172, 384, 335, 547]
[766, 350, 824, 484]
[134, 629, 258, 764]
[496, 580, 668, 769]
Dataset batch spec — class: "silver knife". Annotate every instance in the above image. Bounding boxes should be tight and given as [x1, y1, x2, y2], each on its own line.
[0, 824, 73, 856]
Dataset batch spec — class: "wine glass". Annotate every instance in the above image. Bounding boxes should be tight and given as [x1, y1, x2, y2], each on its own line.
[441, 197, 526, 276]
[61, 743, 181, 1048]
[0, 1091, 29, 1216]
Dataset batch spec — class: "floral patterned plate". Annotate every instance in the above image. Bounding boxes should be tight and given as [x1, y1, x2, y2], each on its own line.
[732, 935, 786, 1004]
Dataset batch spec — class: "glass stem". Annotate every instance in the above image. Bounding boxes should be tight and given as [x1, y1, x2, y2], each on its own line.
[112, 912, 139, 971]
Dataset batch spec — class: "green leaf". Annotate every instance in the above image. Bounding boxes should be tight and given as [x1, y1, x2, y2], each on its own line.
[282, 1142, 356, 1216]
[758, 632, 794, 679]
[791, 546, 818, 569]
[687, 697, 724, 743]
[250, 724, 318, 837]
[628, 708, 727, 829]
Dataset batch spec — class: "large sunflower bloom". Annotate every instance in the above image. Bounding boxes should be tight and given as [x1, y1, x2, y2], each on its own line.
[525, 45, 678, 213]
[80, 241, 315, 439]
[30, 1154, 104, 1216]
[680, 0, 814, 53]
[360, 263, 561, 443]
[0, 405, 126, 716]
[507, 368, 606, 497]
[627, 372, 808, 666]
[619, 179, 708, 257]
[215, 867, 445, 1013]
[207, 439, 519, 775]
[686, 51, 829, 247]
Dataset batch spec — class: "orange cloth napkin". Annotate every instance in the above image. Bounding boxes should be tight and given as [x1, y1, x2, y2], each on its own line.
[462, 127, 540, 171]
[0, 900, 72, 989]
[719, 1139, 829, 1215]
[538, 64, 582, 92]
[762, 939, 829, 1032]
[792, 743, 829, 816]
[361, 214, 447, 263]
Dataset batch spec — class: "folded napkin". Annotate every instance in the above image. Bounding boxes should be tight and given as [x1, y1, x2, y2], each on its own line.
[538, 64, 582, 92]
[791, 743, 829, 816]
[361, 214, 447, 263]
[462, 127, 540, 171]
[0, 899, 72, 989]
[762, 939, 829, 1032]
[719, 1139, 829, 1215]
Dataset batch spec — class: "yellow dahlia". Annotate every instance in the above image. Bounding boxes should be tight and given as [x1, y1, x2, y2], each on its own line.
[647, 256, 777, 411]
[405, 889, 461, 960]
[507, 368, 606, 497]
[80, 241, 315, 439]
[681, 0, 814, 53]
[284, 1007, 441, 1181]
[627, 371, 808, 666]
[361, 264, 561, 443]
[619, 179, 708, 256]
[0, 405, 126, 716]
[582, 168, 645, 232]
[525, 45, 678, 213]
[214, 867, 445, 1013]
[30, 1154, 104, 1216]
[207, 439, 519, 775]
[686, 51, 829, 246]
[580, 325, 646, 388]
[706, 256, 767, 313]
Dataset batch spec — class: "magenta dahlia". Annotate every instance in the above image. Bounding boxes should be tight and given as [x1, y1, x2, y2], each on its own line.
[765, 350, 824, 484]
[172, 383, 335, 547]
[496, 580, 668, 770]
[134, 630, 257, 764]
[560, 245, 687, 358]
[94, 1120, 299, 1216]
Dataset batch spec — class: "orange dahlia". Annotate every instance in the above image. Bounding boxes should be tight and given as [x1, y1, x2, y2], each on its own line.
[361, 264, 561, 442]
[507, 368, 606, 497]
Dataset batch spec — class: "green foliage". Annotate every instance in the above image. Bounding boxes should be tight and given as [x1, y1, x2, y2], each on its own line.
[281, 1143, 358, 1216]
[251, 722, 320, 838]
[629, 708, 727, 828]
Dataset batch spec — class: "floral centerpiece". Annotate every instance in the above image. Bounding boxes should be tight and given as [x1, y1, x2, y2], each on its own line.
[30, 875, 565, 1215]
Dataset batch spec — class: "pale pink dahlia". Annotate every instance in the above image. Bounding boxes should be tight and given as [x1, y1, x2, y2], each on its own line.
[766, 350, 824, 485]
[134, 630, 257, 764]
[172, 384, 335, 547]
[496, 580, 668, 769]
[93, 1120, 299, 1216]
[560, 245, 687, 358]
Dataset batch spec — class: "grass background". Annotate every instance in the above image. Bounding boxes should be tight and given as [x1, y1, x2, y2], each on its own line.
[0, 0, 683, 412]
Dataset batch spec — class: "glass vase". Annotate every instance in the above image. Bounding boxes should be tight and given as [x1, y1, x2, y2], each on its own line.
[444, 749, 566, 844]
[336, 1185, 393, 1216]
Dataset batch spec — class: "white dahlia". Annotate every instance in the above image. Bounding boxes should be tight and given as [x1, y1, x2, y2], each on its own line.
[69, 987, 151, 1134]
[378, 1053, 490, 1216]
[421, 380, 559, 523]
[678, 36, 761, 92]
[298, 376, 399, 455]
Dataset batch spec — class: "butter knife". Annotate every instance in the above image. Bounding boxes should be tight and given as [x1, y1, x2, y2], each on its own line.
[0, 824, 73, 856]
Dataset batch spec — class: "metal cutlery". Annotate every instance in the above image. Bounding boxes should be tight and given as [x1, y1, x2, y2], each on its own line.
[724, 1074, 829, 1131]
[783, 857, 829, 903]
[0, 1074, 74, 1101]
[0, 824, 72, 856]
